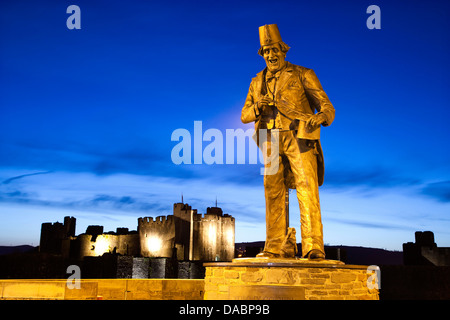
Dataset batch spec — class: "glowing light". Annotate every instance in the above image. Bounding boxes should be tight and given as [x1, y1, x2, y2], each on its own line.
[208, 224, 216, 245]
[226, 228, 234, 244]
[94, 237, 111, 256]
[147, 236, 162, 253]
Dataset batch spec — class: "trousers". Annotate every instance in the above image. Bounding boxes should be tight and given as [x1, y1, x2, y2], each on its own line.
[261, 130, 324, 257]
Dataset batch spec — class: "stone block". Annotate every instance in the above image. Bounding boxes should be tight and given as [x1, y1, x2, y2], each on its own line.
[300, 278, 327, 285]
[331, 272, 357, 283]
[150, 258, 172, 278]
[352, 288, 370, 295]
[310, 272, 330, 279]
[342, 283, 354, 290]
[213, 268, 224, 277]
[177, 261, 191, 279]
[132, 257, 150, 278]
[309, 289, 328, 296]
[241, 271, 264, 283]
[324, 284, 341, 290]
[210, 277, 225, 284]
[218, 285, 229, 292]
[116, 256, 133, 278]
[224, 270, 240, 279]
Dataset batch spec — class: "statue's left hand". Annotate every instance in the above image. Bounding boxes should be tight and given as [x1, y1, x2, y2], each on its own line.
[306, 113, 327, 129]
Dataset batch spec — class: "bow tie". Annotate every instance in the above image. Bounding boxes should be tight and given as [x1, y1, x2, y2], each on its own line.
[266, 71, 280, 81]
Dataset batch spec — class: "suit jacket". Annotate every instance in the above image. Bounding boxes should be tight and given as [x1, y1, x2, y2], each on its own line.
[241, 62, 335, 187]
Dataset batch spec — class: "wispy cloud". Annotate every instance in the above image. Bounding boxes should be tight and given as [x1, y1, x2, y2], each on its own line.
[325, 216, 412, 231]
[325, 166, 422, 189]
[421, 181, 450, 202]
[2, 171, 53, 184]
[0, 169, 259, 220]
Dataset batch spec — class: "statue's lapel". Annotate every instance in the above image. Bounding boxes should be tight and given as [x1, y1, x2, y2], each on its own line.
[276, 62, 295, 93]
[255, 68, 266, 98]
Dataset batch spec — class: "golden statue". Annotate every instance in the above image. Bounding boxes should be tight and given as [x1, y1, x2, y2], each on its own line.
[241, 24, 335, 260]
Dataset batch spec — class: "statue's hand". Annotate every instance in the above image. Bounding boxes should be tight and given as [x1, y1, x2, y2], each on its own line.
[257, 94, 275, 116]
[306, 113, 327, 129]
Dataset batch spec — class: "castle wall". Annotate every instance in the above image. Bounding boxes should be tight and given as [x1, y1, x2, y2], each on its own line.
[220, 215, 235, 261]
[76, 233, 140, 259]
[138, 216, 175, 258]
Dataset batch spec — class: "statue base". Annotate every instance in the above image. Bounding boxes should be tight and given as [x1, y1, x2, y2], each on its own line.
[231, 256, 345, 265]
[204, 258, 379, 300]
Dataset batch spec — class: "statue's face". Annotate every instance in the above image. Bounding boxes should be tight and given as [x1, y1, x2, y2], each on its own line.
[262, 43, 286, 73]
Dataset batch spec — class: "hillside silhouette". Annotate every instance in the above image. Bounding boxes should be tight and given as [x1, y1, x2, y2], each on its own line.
[235, 242, 403, 265]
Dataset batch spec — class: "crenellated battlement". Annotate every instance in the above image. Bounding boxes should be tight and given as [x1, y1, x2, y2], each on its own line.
[222, 215, 235, 223]
[138, 215, 174, 227]
[138, 217, 151, 224]
[41, 222, 61, 227]
[193, 212, 235, 224]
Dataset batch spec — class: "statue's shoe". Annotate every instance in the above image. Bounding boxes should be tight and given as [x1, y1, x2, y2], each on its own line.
[306, 249, 325, 260]
[256, 251, 280, 258]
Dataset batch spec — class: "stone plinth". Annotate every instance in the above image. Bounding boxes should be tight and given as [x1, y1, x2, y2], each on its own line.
[204, 258, 379, 300]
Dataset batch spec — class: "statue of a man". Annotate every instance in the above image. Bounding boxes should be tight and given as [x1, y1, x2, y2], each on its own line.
[241, 24, 335, 260]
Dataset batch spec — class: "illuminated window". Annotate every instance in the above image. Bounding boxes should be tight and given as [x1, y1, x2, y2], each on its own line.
[147, 236, 162, 253]
[94, 237, 110, 256]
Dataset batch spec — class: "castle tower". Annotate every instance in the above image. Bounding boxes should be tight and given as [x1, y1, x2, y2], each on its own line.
[64, 216, 76, 237]
[192, 206, 235, 261]
[39, 216, 76, 255]
[173, 202, 198, 260]
[138, 215, 176, 258]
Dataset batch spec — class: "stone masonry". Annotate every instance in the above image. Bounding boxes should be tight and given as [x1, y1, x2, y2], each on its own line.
[203, 261, 379, 300]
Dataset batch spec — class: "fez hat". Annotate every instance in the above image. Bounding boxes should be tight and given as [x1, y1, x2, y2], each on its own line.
[258, 24, 290, 56]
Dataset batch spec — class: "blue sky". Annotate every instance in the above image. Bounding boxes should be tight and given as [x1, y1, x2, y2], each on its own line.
[1, 0, 449, 250]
